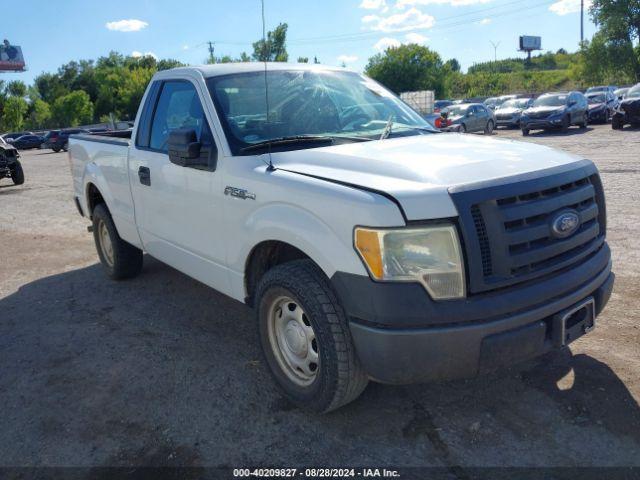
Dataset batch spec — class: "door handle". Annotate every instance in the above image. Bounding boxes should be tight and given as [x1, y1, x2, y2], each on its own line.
[138, 166, 151, 186]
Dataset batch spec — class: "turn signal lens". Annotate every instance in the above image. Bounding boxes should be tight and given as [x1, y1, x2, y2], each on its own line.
[354, 228, 384, 279]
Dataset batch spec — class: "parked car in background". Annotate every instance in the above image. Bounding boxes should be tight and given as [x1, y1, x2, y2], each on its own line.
[614, 87, 630, 100]
[1, 131, 34, 143]
[0, 136, 24, 185]
[484, 94, 518, 111]
[42, 130, 61, 149]
[520, 91, 588, 135]
[612, 83, 640, 130]
[12, 134, 44, 150]
[434, 100, 454, 113]
[586, 85, 617, 95]
[494, 97, 534, 128]
[49, 128, 90, 152]
[438, 103, 495, 134]
[586, 91, 618, 123]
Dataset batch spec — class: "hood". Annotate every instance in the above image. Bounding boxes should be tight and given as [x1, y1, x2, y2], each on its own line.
[270, 133, 585, 221]
[524, 106, 565, 116]
[621, 97, 640, 107]
[495, 107, 522, 115]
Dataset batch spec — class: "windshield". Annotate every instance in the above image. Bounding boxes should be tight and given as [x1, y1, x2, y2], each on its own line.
[586, 87, 606, 93]
[627, 85, 640, 98]
[533, 95, 568, 107]
[444, 105, 469, 116]
[587, 94, 606, 104]
[207, 69, 436, 154]
[500, 98, 530, 109]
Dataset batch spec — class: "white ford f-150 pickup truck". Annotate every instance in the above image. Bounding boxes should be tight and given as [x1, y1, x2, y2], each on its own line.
[70, 64, 614, 413]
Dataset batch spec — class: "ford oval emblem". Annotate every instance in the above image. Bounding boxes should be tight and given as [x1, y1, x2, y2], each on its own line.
[551, 210, 580, 238]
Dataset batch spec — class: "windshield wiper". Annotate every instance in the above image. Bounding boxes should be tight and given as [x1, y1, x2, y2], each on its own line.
[240, 135, 334, 153]
[240, 134, 372, 153]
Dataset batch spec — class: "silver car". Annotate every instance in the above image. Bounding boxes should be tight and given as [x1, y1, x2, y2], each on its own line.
[494, 98, 534, 128]
[439, 103, 496, 134]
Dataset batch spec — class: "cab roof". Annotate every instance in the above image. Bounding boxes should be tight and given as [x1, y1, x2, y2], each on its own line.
[163, 62, 350, 79]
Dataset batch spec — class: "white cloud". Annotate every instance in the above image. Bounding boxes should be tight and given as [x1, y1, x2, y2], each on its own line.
[106, 19, 148, 32]
[337, 54, 359, 64]
[360, 0, 386, 8]
[362, 7, 435, 32]
[395, 0, 490, 8]
[404, 32, 429, 43]
[182, 44, 190, 50]
[549, 0, 592, 15]
[131, 51, 157, 59]
[374, 37, 402, 51]
[477, 17, 492, 25]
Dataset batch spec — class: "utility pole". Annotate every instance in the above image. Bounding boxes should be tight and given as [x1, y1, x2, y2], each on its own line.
[207, 41, 215, 64]
[580, 0, 584, 44]
[490, 40, 501, 71]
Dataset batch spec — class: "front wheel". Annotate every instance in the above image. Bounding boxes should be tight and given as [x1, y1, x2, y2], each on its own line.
[52, 147, 61, 153]
[522, 128, 530, 136]
[484, 120, 494, 135]
[10, 160, 24, 185]
[612, 116, 623, 130]
[459, 123, 467, 133]
[92, 204, 143, 280]
[580, 116, 588, 129]
[256, 260, 368, 413]
[561, 115, 570, 133]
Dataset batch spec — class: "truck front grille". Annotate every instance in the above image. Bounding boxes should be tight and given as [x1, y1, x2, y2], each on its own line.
[450, 164, 606, 293]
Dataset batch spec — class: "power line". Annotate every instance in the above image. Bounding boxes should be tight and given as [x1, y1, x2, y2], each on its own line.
[207, 41, 215, 63]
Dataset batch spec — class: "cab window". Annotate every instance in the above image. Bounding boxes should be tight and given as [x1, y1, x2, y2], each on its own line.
[149, 80, 212, 152]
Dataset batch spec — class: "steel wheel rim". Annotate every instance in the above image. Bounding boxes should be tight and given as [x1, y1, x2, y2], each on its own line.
[267, 295, 319, 386]
[98, 220, 114, 267]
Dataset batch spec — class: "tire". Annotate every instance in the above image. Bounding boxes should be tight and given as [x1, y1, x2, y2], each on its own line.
[522, 128, 530, 136]
[256, 259, 369, 413]
[10, 160, 24, 185]
[92, 203, 143, 280]
[484, 120, 494, 135]
[459, 124, 467, 133]
[580, 116, 588, 129]
[561, 115, 570, 133]
[52, 147, 61, 153]
[612, 116, 623, 130]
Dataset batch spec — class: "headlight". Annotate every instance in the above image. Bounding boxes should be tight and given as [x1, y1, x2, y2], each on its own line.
[354, 225, 466, 300]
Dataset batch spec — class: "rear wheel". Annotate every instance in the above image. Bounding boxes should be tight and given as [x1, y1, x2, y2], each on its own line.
[580, 116, 588, 129]
[484, 120, 494, 135]
[10, 160, 24, 185]
[522, 128, 530, 136]
[52, 147, 61, 153]
[459, 124, 467, 133]
[92, 203, 143, 280]
[256, 260, 368, 413]
[612, 116, 623, 130]
[561, 115, 570, 133]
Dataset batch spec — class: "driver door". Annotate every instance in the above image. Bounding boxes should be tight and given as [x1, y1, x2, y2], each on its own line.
[129, 79, 229, 292]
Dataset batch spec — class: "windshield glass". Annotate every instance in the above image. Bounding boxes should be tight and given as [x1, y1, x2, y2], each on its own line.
[627, 85, 640, 98]
[533, 95, 568, 107]
[500, 98, 530, 109]
[207, 69, 436, 154]
[587, 94, 606, 104]
[444, 105, 469, 116]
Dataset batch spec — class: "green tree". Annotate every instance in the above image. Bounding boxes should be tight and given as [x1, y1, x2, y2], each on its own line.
[252, 23, 289, 62]
[28, 99, 52, 129]
[51, 90, 94, 127]
[297, 56, 309, 63]
[1, 96, 28, 131]
[6, 80, 27, 97]
[365, 44, 447, 96]
[590, 0, 640, 79]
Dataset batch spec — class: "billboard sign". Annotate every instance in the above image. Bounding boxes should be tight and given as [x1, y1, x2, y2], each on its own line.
[0, 41, 26, 72]
[519, 36, 541, 51]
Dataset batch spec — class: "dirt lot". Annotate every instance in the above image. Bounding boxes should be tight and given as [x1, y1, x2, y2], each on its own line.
[1, 123, 639, 473]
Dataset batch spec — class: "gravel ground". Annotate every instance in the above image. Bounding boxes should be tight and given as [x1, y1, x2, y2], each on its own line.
[0, 123, 639, 473]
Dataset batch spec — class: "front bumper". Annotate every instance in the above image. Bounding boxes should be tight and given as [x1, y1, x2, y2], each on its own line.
[332, 244, 613, 384]
[589, 109, 608, 122]
[521, 117, 564, 130]
[496, 117, 519, 127]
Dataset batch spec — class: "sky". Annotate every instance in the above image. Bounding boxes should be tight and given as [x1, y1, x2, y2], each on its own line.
[2, 0, 597, 86]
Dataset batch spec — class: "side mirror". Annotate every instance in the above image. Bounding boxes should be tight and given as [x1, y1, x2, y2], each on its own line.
[168, 128, 205, 167]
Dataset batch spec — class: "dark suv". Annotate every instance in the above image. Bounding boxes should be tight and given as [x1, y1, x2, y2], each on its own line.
[520, 91, 588, 135]
[49, 128, 89, 152]
[42, 130, 61, 149]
